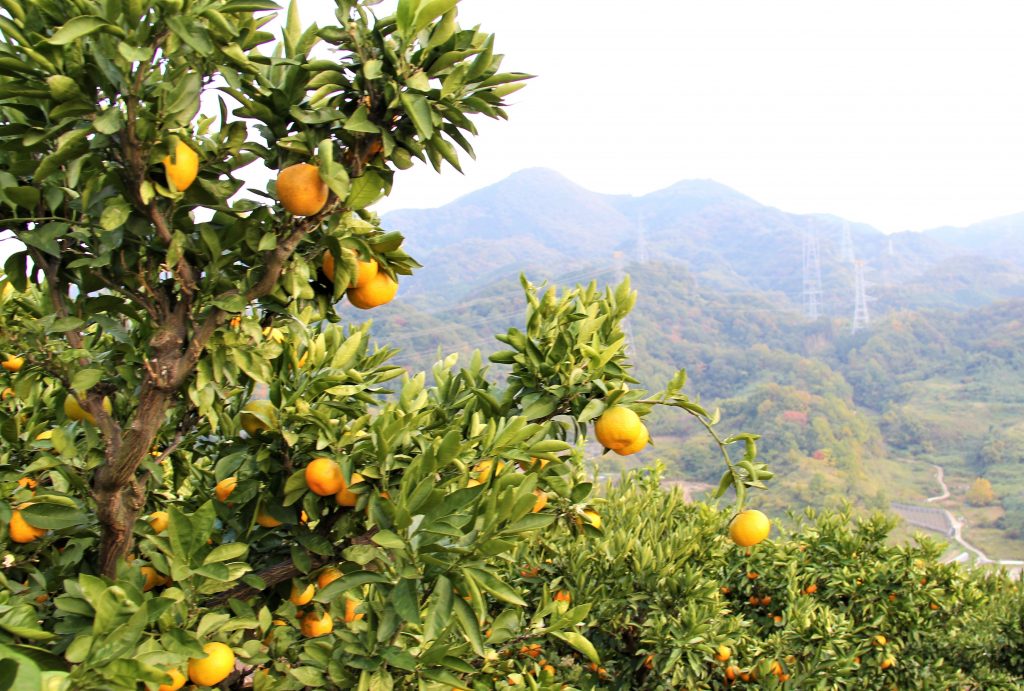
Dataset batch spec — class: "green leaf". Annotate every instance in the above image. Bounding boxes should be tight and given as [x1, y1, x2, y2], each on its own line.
[71, 369, 103, 393]
[550, 631, 600, 664]
[371, 530, 404, 550]
[204, 542, 248, 564]
[342, 105, 380, 134]
[46, 16, 125, 45]
[166, 16, 214, 55]
[391, 578, 420, 624]
[19, 503, 86, 530]
[34, 129, 89, 181]
[399, 92, 434, 140]
[345, 170, 385, 210]
[4, 186, 39, 210]
[315, 571, 390, 602]
[451, 597, 484, 656]
[462, 567, 525, 606]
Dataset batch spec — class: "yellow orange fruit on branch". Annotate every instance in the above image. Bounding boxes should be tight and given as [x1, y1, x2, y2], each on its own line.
[2, 354, 23, 372]
[316, 567, 343, 589]
[277, 162, 328, 216]
[305, 457, 345, 496]
[149, 511, 169, 534]
[335, 472, 364, 507]
[344, 597, 365, 623]
[473, 460, 506, 482]
[215, 477, 237, 502]
[63, 394, 112, 425]
[594, 406, 648, 455]
[323, 250, 379, 289]
[301, 610, 334, 637]
[289, 582, 315, 605]
[162, 140, 199, 192]
[188, 642, 235, 687]
[140, 566, 167, 592]
[715, 645, 731, 662]
[9, 509, 46, 543]
[728, 509, 771, 547]
[240, 399, 277, 435]
[256, 507, 282, 528]
[346, 271, 398, 309]
[157, 668, 187, 691]
[531, 489, 548, 513]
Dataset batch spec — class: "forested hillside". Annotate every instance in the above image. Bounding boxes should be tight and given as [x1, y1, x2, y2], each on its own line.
[363, 169, 1024, 558]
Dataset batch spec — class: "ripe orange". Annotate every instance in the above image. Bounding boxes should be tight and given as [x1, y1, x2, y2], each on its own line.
[804, 583, 818, 595]
[520, 643, 542, 659]
[720, 586, 731, 595]
[188, 642, 235, 686]
[335, 472, 364, 507]
[214, 477, 237, 502]
[289, 582, 315, 605]
[2, 354, 24, 372]
[769, 660, 783, 677]
[747, 571, 759, 580]
[474, 460, 506, 482]
[17, 477, 37, 490]
[317, 567, 343, 589]
[728, 509, 771, 547]
[554, 590, 571, 603]
[347, 271, 398, 309]
[542, 664, 556, 676]
[149, 511, 169, 534]
[873, 634, 887, 646]
[9, 509, 45, 543]
[581, 509, 602, 529]
[256, 507, 282, 528]
[63, 394, 112, 425]
[305, 458, 344, 496]
[301, 610, 334, 637]
[240, 399, 276, 435]
[594, 406, 647, 454]
[141, 566, 166, 592]
[162, 140, 199, 192]
[323, 250, 379, 288]
[715, 645, 731, 662]
[643, 654, 654, 670]
[277, 163, 328, 216]
[760, 595, 772, 606]
[880, 656, 895, 670]
[344, 597, 364, 623]
[157, 668, 187, 691]
[1, 386, 14, 399]
[531, 489, 548, 513]
[725, 665, 739, 681]
[749, 595, 759, 606]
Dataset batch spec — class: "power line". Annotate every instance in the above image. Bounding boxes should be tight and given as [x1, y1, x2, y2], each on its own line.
[852, 259, 871, 333]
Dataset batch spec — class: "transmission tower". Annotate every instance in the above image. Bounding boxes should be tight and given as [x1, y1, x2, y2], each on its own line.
[852, 259, 871, 333]
[887, 236, 895, 257]
[802, 224, 823, 320]
[839, 221, 855, 262]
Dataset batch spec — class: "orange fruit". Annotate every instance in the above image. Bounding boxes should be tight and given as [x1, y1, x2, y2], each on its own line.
[289, 582, 315, 605]
[305, 458, 344, 496]
[531, 489, 548, 513]
[715, 645, 731, 662]
[344, 597, 364, 623]
[804, 583, 818, 595]
[334, 472, 364, 507]
[747, 572, 759, 580]
[749, 595, 759, 606]
[773, 615, 783, 624]
[760, 595, 772, 606]
[162, 140, 199, 192]
[643, 654, 654, 670]
[256, 508, 282, 528]
[594, 406, 647, 454]
[149, 511, 169, 534]
[9, 509, 45, 543]
[720, 586, 731, 594]
[347, 271, 398, 309]
[240, 399, 276, 435]
[1, 386, 14, 399]
[157, 667, 187, 691]
[214, 477, 237, 502]
[930, 602, 939, 610]
[880, 656, 895, 670]
[17, 477, 37, 490]
[141, 566, 166, 592]
[1, 355, 23, 372]
[316, 567, 342, 589]
[553, 590, 571, 603]
[769, 660, 783, 677]
[277, 163, 328, 216]
[473, 460, 506, 482]
[301, 610, 334, 637]
[725, 665, 739, 681]
[873, 634, 887, 646]
[323, 250, 379, 288]
[188, 642, 234, 686]
[542, 664, 555, 676]
[728, 510, 771, 547]
[63, 394, 112, 425]
[581, 509, 602, 529]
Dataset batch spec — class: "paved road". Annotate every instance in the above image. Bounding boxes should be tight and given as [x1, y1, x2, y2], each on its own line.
[923, 463, 1024, 571]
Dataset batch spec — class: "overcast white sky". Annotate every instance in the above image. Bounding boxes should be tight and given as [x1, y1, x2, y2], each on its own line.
[327, 0, 1023, 233]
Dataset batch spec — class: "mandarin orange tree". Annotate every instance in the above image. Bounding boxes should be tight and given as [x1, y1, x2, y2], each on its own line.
[0, 1, 769, 689]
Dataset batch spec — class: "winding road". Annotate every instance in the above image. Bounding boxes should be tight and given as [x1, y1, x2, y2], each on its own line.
[924, 464, 1024, 571]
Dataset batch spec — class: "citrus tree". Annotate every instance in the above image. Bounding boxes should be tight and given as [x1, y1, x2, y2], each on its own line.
[0, 2, 771, 688]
